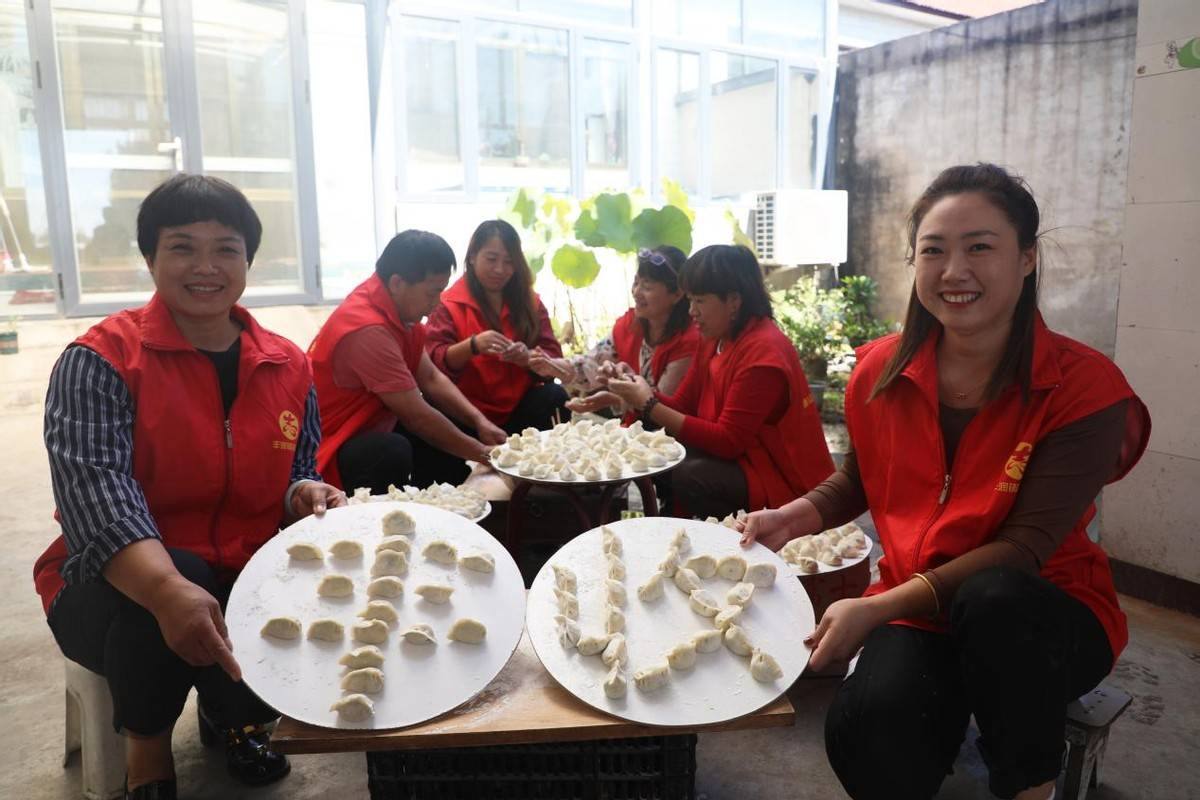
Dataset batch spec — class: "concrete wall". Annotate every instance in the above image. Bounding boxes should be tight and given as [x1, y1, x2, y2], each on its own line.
[833, 0, 1137, 355]
[1101, 0, 1200, 584]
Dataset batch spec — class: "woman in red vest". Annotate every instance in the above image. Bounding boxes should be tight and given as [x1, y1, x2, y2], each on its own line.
[425, 219, 570, 432]
[31, 175, 344, 799]
[565, 245, 700, 422]
[740, 164, 1151, 800]
[606, 244, 834, 519]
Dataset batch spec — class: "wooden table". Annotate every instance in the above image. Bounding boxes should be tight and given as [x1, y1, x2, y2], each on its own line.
[271, 630, 795, 755]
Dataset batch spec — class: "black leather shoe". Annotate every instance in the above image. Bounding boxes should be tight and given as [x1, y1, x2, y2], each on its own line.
[198, 708, 291, 787]
[124, 777, 177, 800]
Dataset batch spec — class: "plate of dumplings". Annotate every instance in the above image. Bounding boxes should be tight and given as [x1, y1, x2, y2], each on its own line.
[526, 518, 814, 728]
[225, 501, 525, 729]
[489, 418, 686, 485]
[777, 522, 874, 575]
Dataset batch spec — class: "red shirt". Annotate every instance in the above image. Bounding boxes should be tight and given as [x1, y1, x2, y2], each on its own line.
[612, 309, 700, 426]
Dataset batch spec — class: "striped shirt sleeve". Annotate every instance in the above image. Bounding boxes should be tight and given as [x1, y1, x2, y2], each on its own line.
[290, 384, 323, 485]
[44, 346, 161, 586]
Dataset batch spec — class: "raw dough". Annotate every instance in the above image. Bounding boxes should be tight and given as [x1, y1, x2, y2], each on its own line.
[317, 574, 354, 598]
[261, 616, 301, 639]
[287, 541, 323, 560]
[447, 617, 487, 644]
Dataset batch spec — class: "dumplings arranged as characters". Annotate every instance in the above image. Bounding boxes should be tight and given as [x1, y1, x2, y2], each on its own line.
[601, 633, 628, 667]
[261, 616, 301, 639]
[329, 539, 363, 559]
[554, 588, 580, 619]
[723, 624, 753, 656]
[692, 629, 723, 653]
[414, 583, 454, 604]
[606, 579, 627, 608]
[603, 664, 627, 699]
[684, 554, 717, 579]
[339, 645, 385, 670]
[606, 555, 627, 581]
[352, 619, 389, 644]
[357, 600, 399, 623]
[366, 576, 404, 598]
[447, 617, 487, 644]
[633, 661, 670, 692]
[601, 527, 623, 556]
[576, 633, 611, 657]
[688, 589, 721, 617]
[743, 562, 778, 588]
[555, 614, 581, 648]
[727, 582, 756, 607]
[376, 536, 411, 555]
[287, 541, 323, 560]
[422, 540, 458, 565]
[750, 648, 784, 682]
[371, 550, 408, 577]
[716, 554, 748, 581]
[637, 570, 666, 602]
[459, 551, 495, 573]
[317, 574, 355, 598]
[306, 618, 345, 642]
[604, 604, 626, 634]
[658, 547, 681, 578]
[330, 693, 373, 722]
[673, 567, 702, 594]
[340, 667, 384, 694]
[401, 623, 437, 645]
[671, 528, 691, 553]
[381, 509, 415, 536]
[665, 640, 698, 670]
[552, 564, 577, 594]
[714, 605, 744, 631]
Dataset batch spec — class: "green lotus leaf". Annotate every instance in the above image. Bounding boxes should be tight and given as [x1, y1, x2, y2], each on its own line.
[550, 244, 602, 289]
[631, 205, 693, 254]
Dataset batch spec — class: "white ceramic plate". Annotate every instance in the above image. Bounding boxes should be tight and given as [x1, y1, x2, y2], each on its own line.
[226, 502, 524, 730]
[527, 517, 814, 728]
[492, 432, 685, 487]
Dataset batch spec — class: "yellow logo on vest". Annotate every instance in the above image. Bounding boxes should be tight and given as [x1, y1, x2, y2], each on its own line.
[996, 441, 1034, 493]
[274, 410, 299, 452]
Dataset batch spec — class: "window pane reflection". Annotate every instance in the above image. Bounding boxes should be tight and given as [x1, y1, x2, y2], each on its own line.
[403, 16, 463, 193]
[655, 48, 699, 196]
[583, 38, 629, 194]
[711, 52, 776, 199]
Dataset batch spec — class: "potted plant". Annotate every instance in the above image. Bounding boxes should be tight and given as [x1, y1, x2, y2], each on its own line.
[773, 277, 850, 408]
[0, 316, 17, 356]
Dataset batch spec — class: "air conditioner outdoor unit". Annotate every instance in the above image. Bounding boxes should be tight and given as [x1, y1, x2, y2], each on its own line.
[753, 189, 848, 267]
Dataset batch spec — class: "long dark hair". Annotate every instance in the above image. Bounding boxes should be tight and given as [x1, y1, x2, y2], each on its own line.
[679, 245, 773, 340]
[636, 245, 690, 345]
[869, 163, 1041, 403]
[465, 219, 539, 345]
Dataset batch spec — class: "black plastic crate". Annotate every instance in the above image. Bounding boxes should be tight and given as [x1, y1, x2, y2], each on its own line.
[366, 734, 697, 800]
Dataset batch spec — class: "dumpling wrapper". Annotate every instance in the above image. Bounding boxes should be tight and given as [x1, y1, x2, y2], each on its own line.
[352, 619, 389, 644]
[339, 645, 384, 669]
[414, 583, 454, 604]
[317, 574, 354, 597]
[287, 541, 323, 560]
[366, 576, 404, 598]
[401, 623, 437, 645]
[329, 539, 363, 559]
[422, 540, 458, 565]
[306, 618, 345, 641]
[447, 617, 487, 644]
[371, 550, 408, 577]
[341, 667, 384, 694]
[637, 570, 666, 602]
[684, 554, 717, 579]
[633, 661, 670, 692]
[261, 616, 301, 639]
[357, 600, 399, 623]
[459, 551, 495, 573]
[330, 693, 373, 721]
[381, 509, 415, 536]
[665, 640, 698, 670]
[750, 648, 784, 682]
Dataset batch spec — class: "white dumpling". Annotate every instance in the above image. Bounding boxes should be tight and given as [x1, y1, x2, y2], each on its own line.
[626, 420, 644, 436]
[497, 448, 520, 468]
[552, 564, 577, 593]
[727, 582, 755, 607]
[459, 551, 495, 573]
[670, 528, 691, 553]
[357, 600, 399, 623]
[684, 554, 717, 579]
[330, 539, 363, 559]
[750, 648, 784, 682]
[604, 604, 625, 634]
[665, 640, 698, 670]
[401, 623, 437, 645]
[688, 589, 721, 617]
[366, 576, 404, 598]
[558, 463, 577, 481]
[371, 550, 408, 577]
[646, 451, 667, 468]
[351, 487, 372, 504]
[339, 645, 384, 670]
[381, 509, 415, 536]
[629, 455, 649, 473]
[376, 536, 411, 555]
[576, 633, 611, 656]
[340, 667, 384, 694]
[554, 587, 579, 619]
[261, 616, 301, 639]
[743, 562, 777, 588]
[798, 556, 819, 574]
[330, 693, 373, 721]
[518, 459, 536, 476]
[306, 618, 345, 641]
[447, 617, 487, 644]
[287, 541, 323, 560]
[605, 459, 624, 479]
[637, 570, 666, 602]
[658, 547, 681, 578]
[414, 583, 454, 604]
[692, 629, 723, 653]
[555, 614, 581, 648]
[422, 540, 458, 565]
[601, 633, 628, 667]
[583, 463, 602, 481]
[603, 664, 627, 699]
[601, 527, 622, 556]
[352, 619, 389, 644]
[716, 555, 748, 581]
[714, 605, 744, 631]
[673, 567, 702, 594]
[317, 574, 354, 597]
[533, 463, 554, 480]
[606, 579, 627, 608]
[723, 624, 753, 656]
[633, 661, 670, 692]
[835, 539, 862, 559]
[606, 555, 626, 581]
[817, 547, 842, 566]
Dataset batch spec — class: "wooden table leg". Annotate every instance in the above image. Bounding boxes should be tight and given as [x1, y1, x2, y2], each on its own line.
[505, 480, 533, 561]
[634, 476, 660, 516]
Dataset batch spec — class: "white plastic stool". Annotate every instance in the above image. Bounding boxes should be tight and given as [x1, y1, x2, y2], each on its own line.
[63, 659, 126, 800]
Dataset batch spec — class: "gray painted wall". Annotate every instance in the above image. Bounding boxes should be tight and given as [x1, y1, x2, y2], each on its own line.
[833, 0, 1138, 356]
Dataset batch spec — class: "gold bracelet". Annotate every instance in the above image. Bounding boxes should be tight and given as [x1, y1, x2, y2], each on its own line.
[911, 572, 941, 618]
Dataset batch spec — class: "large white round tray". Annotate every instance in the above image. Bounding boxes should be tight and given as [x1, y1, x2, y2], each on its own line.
[226, 502, 525, 730]
[527, 517, 814, 728]
[492, 434, 685, 487]
[361, 494, 492, 524]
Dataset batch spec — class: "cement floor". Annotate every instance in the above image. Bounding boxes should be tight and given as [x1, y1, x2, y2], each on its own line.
[2, 315, 1198, 799]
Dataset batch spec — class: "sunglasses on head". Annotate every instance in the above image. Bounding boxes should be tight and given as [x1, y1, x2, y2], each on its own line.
[638, 248, 677, 274]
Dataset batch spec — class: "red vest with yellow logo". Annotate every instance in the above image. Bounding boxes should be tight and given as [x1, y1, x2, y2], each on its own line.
[846, 316, 1150, 658]
[33, 294, 311, 614]
[309, 274, 427, 488]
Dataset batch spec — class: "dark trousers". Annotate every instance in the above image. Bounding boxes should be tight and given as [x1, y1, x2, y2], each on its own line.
[337, 382, 569, 492]
[660, 452, 749, 519]
[48, 548, 276, 736]
[825, 567, 1113, 800]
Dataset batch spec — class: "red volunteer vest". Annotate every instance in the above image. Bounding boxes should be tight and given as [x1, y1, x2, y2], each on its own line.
[434, 277, 541, 426]
[696, 317, 835, 510]
[612, 309, 701, 426]
[309, 274, 427, 488]
[32, 295, 311, 615]
[846, 317, 1150, 658]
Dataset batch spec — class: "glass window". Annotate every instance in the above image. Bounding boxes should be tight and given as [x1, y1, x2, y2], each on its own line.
[788, 67, 819, 188]
[476, 20, 569, 192]
[0, 1, 56, 314]
[582, 38, 629, 194]
[652, 0, 739, 44]
[710, 53, 776, 199]
[193, 0, 301, 292]
[744, 0, 824, 54]
[402, 16, 462, 194]
[655, 48, 699, 196]
[519, 0, 632, 28]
